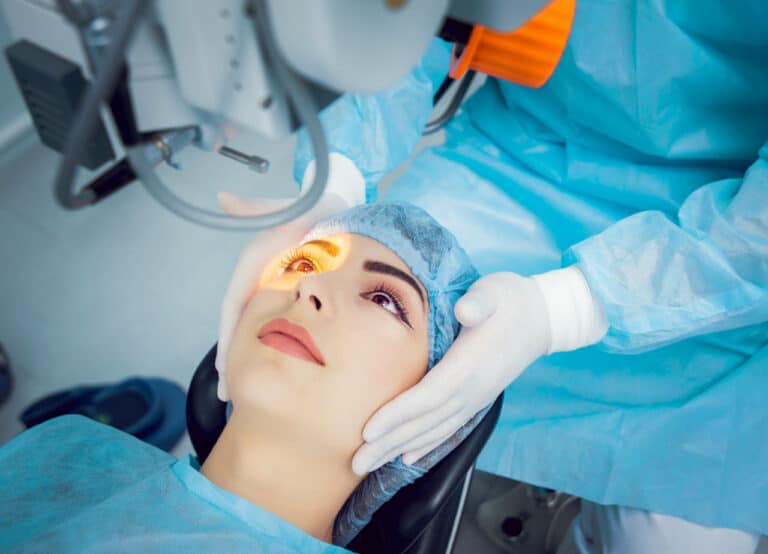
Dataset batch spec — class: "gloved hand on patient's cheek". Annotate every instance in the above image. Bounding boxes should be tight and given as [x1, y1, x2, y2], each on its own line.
[352, 266, 607, 473]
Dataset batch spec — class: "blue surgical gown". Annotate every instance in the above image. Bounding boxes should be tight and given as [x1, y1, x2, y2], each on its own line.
[295, 0, 768, 536]
[0, 416, 350, 553]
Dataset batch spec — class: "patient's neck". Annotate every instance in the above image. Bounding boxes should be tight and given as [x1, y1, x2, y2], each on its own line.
[199, 411, 362, 543]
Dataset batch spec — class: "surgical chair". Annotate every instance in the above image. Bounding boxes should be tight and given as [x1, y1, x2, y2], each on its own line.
[187, 345, 503, 554]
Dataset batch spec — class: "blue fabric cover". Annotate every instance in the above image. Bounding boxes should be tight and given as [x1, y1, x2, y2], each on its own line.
[0, 416, 350, 553]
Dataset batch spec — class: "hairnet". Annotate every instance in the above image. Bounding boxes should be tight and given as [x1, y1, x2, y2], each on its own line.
[302, 202, 486, 546]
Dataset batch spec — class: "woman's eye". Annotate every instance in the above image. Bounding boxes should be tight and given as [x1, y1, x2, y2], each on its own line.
[286, 258, 316, 274]
[369, 292, 398, 315]
[363, 289, 411, 328]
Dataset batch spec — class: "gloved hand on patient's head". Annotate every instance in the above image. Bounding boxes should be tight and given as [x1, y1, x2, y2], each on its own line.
[352, 265, 610, 475]
[215, 152, 366, 401]
[215, 190, 352, 401]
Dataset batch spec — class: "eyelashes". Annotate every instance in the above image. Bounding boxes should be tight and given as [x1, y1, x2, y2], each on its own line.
[279, 247, 321, 274]
[361, 282, 412, 328]
[279, 249, 413, 328]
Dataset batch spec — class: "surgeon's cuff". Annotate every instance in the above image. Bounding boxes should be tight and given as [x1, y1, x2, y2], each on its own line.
[531, 265, 609, 354]
[301, 153, 366, 208]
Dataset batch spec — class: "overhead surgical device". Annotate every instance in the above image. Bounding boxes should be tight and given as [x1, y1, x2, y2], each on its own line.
[2, 0, 574, 230]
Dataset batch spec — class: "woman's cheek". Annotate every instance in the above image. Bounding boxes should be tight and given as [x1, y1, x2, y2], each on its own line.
[345, 311, 428, 399]
[353, 338, 404, 394]
[371, 337, 428, 398]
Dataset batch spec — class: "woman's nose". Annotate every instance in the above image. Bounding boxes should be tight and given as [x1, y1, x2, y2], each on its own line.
[293, 276, 328, 313]
[295, 288, 322, 311]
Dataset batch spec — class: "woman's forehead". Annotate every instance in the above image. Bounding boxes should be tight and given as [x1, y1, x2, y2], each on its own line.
[322, 233, 409, 271]
[316, 233, 428, 299]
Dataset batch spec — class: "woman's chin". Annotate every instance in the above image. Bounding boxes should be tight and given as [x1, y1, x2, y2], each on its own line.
[229, 363, 294, 405]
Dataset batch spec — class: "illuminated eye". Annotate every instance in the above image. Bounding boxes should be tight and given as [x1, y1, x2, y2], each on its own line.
[286, 258, 316, 274]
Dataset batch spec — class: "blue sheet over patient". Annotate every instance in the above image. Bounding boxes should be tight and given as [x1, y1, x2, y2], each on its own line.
[0, 416, 349, 553]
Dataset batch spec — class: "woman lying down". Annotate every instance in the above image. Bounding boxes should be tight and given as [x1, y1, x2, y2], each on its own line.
[0, 202, 489, 553]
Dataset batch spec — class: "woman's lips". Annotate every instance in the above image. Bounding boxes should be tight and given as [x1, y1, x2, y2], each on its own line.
[257, 318, 325, 366]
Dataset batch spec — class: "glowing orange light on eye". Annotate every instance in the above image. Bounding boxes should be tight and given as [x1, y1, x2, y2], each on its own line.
[289, 259, 316, 273]
[255, 234, 352, 291]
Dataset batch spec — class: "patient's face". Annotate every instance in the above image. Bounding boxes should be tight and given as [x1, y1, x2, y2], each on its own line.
[227, 233, 429, 461]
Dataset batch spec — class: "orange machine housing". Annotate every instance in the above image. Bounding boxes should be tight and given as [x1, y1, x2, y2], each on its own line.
[449, 0, 576, 88]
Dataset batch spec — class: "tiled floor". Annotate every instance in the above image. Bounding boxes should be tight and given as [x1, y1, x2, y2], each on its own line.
[456, 472, 768, 554]
[454, 471, 568, 554]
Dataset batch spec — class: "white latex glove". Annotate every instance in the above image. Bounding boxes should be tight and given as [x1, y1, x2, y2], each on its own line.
[351, 266, 609, 475]
[215, 153, 365, 401]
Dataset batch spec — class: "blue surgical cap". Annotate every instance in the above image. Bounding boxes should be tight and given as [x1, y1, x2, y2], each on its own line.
[302, 202, 485, 546]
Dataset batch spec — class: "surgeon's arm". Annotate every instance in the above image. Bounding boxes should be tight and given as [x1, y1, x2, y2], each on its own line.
[566, 141, 768, 353]
[293, 39, 452, 203]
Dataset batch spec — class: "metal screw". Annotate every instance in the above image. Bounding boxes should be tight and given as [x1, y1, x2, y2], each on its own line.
[219, 146, 270, 173]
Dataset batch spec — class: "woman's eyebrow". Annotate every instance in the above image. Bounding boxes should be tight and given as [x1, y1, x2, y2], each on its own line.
[302, 240, 340, 257]
[363, 260, 425, 306]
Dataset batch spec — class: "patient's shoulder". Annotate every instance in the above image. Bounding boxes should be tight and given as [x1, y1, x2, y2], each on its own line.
[0, 416, 175, 548]
[23, 413, 129, 439]
[0, 414, 174, 474]
[26, 413, 148, 440]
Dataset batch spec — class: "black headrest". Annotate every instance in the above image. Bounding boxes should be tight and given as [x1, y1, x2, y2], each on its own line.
[186, 345, 227, 463]
[186, 344, 502, 553]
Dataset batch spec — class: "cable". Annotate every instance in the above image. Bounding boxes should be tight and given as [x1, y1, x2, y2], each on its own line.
[432, 74, 455, 106]
[130, 0, 329, 231]
[423, 70, 476, 136]
[53, 0, 149, 208]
